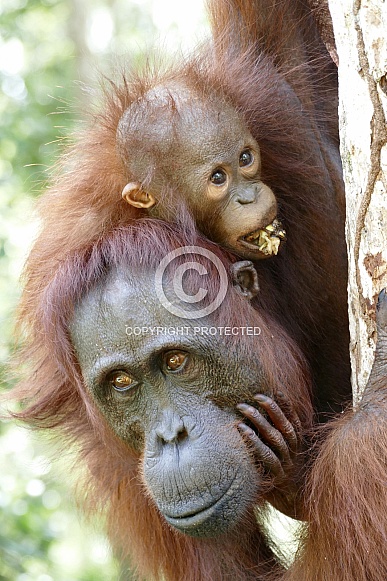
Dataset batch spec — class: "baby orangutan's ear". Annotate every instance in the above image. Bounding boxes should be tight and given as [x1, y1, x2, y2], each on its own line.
[230, 261, 260, 300]
[122, 182, 157, 209]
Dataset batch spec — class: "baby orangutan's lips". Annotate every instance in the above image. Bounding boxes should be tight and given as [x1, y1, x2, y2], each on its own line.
[241, 218, 286, 256]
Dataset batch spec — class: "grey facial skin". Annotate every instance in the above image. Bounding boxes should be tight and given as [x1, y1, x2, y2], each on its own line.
[70, 259, 296, 538]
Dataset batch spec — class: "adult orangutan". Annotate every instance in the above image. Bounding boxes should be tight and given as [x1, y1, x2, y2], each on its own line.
[18, 0, 351, 426]
[10, 222, 387, 581]
[12, 222, 313, 580]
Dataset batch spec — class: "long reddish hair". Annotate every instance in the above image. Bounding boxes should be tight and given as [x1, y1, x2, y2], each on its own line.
[10, 220, 313, 581]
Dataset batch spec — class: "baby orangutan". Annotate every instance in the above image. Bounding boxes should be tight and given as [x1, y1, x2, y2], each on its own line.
[118, 83, 286, 259]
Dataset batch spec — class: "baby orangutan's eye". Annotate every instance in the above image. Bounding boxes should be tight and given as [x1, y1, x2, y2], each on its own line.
[108, 370, 137, 392]
[239, 149, 254, 167]
[210, 168, 227, 185]
[164, 351, 188, 372]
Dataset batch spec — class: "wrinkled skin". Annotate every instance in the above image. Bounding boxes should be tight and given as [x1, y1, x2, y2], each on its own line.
[117, 85, 283, 260]
[70, 262, 301, 537]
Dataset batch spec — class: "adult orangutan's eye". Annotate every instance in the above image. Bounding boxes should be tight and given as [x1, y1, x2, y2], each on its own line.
[210, 168, 227, 185]
[108, 370, 137, 392]
[164, 351, 188, 372]
[239, 149, 254, 167]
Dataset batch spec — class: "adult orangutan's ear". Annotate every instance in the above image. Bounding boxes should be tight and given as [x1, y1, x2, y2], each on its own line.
[122, 182, 156, 209]
[230, 261, 260, 300]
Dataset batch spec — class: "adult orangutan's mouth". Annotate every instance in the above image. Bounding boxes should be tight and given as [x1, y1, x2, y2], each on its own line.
[163, 478, 236, 530]
[239, 218, 286, 256]
[164, 499, 221, 526]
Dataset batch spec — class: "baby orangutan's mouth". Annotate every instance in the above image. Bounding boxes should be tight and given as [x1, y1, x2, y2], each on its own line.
[240, 218, 286, 257]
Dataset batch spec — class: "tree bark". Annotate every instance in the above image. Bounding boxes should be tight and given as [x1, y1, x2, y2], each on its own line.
[328, 0, 387, 402]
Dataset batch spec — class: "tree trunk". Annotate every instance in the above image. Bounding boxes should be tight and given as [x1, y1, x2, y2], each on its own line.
[328, 0, 387, 402]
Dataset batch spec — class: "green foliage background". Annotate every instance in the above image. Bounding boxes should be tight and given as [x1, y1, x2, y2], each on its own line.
[0, 1, 207, 579]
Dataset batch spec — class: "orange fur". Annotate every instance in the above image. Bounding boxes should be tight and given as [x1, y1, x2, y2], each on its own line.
[11, 222, 313, 581]
[284, 403, 387, 581]
[9, 1, 385, 580]
[18, 2, 350, 417]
